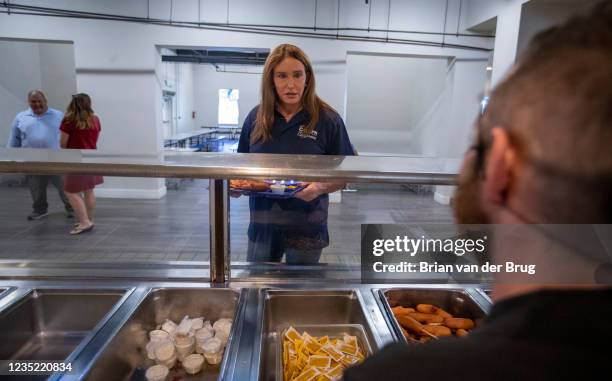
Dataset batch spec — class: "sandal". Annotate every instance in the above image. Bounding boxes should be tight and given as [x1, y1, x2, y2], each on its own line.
[70, 223, 94, 235]
[73, 220, 94, 227]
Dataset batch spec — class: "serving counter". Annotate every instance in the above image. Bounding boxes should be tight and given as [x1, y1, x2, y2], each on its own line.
[0, 149, 489, 380]
[0, 280, 491, 381]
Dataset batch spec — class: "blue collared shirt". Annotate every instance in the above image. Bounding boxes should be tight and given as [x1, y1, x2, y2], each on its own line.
[238, 106, 354, 155]
[237, 106, 355, 249]
[7, 108, 64, 149]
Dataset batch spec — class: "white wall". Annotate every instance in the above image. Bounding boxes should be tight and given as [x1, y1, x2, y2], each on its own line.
[461, 0, 530, 86]
[77, 71, 157, 153]
[516, 0, 599, 56]
[75, 68, 166, 199]
[311, 62, 347, 120]
[416, 63, 455, 158]
[465, 0, 511, 29]
[433, 59, 488, 204]
[468, 0, 598, 89]
[464, 0, 591, 87]
[39, 43, 77, 111]
[0, 41, 40, 146]
[345, 53, 448, 155]
[177, 63, 195, 134]
[0, 40, 76, 145]
[442, 60, 488, 158]
[1, 0, 493, 199]
[490, 2, 525, 86]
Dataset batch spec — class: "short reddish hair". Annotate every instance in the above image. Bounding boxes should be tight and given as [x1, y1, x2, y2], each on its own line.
[481, 1, 612, 221]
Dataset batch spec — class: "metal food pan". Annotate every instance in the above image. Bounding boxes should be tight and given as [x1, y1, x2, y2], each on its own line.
[378, 288, 489, 343]
[0, 288, 130, 361]
[82, 288, 243, 381]
[276, 324, 372, 381]
[259, 290, 380, 381]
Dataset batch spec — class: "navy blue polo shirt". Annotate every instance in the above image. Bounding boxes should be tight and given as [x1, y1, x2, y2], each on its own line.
[237, 105, 354, 251]
[238, 106, 354, 155]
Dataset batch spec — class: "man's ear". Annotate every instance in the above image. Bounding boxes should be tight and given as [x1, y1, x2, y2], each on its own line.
[482, 127, 516, 205]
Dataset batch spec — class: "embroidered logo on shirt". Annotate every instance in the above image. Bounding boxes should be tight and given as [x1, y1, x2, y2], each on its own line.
[297, 125, 317, 140]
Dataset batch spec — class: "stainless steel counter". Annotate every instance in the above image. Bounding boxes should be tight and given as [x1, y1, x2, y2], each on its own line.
[0, 280, 491, 381]
[0, 148, 480, 380]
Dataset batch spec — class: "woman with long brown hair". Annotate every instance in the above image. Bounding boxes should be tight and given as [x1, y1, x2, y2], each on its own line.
[237, 44, 355, 264]
[60, 93, 103, 235]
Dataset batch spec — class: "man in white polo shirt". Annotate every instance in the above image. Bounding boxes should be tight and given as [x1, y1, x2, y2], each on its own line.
[7, 90, 73, 220]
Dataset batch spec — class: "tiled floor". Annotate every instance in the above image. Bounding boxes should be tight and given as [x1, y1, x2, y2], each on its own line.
[0, 179, 455, 264]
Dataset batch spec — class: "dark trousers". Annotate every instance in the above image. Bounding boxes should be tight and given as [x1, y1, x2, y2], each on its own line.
[247, 238, 323, 265]
[28, 175, 72, 213]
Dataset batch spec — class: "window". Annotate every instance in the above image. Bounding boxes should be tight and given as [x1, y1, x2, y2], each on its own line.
[218, 89, 239, 125]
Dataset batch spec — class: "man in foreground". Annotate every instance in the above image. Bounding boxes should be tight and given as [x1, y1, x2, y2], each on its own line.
[345, 2, 612, 380]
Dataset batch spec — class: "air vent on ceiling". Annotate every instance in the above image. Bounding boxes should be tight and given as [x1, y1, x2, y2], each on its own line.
[161, 47, 269, 65]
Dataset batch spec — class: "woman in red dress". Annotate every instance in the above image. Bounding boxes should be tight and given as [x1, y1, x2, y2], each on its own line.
[60, 93, 103, 235]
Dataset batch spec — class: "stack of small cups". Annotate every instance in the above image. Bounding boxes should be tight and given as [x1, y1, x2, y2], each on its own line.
[144, 314, 233, 380]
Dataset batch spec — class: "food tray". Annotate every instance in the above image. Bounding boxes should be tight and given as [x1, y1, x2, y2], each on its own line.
[232, 180, 307, 199]
[276, 324, 372, 381]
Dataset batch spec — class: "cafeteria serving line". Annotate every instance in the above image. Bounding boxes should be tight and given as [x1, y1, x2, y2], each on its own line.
[1, 1, 609, 380]
[0, 150, 490, 381]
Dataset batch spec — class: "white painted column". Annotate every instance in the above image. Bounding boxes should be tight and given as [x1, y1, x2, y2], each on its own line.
[491, 2, 524, 87]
